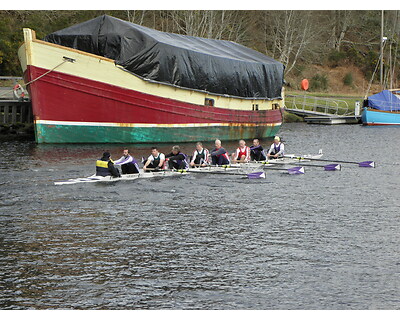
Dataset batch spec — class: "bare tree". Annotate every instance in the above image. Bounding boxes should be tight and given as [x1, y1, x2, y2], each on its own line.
[330, 10, 353, 51]
[264, 11, 317, 74]
[165, 10, 247, 42]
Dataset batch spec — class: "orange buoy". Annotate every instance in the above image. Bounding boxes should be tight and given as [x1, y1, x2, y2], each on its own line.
[301, 79, 309, 91]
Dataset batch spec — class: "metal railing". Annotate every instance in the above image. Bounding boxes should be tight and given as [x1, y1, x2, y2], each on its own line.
[285, 94, 351, 116]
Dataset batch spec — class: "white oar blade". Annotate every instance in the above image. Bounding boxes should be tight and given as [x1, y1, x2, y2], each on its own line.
[359, 161, 375, 168]
[324, 164, 341, 171]
[247, 171, 266, 179]
[288, 166, 305, 175]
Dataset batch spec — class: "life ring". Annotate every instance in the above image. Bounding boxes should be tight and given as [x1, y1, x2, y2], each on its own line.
[13, 84, 26, 100]
[301, 79, 309, 91]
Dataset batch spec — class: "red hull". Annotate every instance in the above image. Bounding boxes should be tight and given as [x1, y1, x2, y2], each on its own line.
[25, 66, 282, 125]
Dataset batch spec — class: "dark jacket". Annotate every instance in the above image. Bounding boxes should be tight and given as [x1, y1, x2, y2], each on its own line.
[96, 156, 120, 177]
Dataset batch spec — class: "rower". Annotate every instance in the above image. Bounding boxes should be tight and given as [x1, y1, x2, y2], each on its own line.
[232, 139, 250, 163]
[114, 148, 140, 174]
[165, 145, 189, 170]
[189, 142, 210, 167]
[143, 147, 166, 172]
[250, 138, 267, 161]
[267, 136, 285, 159]
[210, 139, 230, 165]
[96, 151, 121, 177]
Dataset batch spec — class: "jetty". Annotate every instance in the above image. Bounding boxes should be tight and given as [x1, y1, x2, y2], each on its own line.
[0, 76, 33, 136]
[0, 100, 32, 124]
[285, 94, 361, 124]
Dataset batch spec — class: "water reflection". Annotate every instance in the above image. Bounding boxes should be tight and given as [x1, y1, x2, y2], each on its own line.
[1, 124, 400, 309]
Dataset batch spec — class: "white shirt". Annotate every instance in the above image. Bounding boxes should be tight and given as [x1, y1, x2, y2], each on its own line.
[147, 153, 165, 163]
[268, 142, 285, 156]
[192, 148, 210, 164]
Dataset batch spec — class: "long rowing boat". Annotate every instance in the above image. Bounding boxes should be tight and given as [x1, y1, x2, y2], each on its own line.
[54, 170, 188, 185]
[55, 152, 366, 185]
[55, 155, 319, 185]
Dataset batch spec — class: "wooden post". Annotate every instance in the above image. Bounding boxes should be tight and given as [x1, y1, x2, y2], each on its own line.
[0, 102, 33, 124]
[20, 105, 24, 123]
[4, 105, 9, 124]
[27, 104, 32, 123]
[11, 104, 17, 124]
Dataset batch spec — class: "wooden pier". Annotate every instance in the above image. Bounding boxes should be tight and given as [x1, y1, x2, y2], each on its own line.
[303, 115, 361, 124]
[0, 100, 33, 124]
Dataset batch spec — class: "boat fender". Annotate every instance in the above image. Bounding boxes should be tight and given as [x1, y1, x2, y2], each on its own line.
[13, 84, 27, 100]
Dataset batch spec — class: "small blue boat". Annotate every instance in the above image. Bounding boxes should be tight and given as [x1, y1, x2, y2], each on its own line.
[362, 90, 400, 125]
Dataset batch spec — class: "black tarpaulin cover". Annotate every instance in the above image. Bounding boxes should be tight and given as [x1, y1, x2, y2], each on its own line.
[44, 15, 285, 99]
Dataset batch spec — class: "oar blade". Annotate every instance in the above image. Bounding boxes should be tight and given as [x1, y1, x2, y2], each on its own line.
[359, 161, 375, 168]
[287, 166, 305, 175]
[247, 171, 266, 179]
[324, 164, 341, 171]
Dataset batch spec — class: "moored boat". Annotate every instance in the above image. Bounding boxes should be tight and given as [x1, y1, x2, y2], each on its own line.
[18, 15, 285, 144]
[362, 89, 400, 125]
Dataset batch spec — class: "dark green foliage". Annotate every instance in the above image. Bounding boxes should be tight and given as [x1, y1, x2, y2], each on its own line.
[343, 73, 353, 86]
[310, 74, 329, 91]
[0, 9, 393, 84]
[328, 50, 347, 68]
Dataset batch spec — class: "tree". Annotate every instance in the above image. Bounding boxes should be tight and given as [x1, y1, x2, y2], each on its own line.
[263, 11, 318, 74]
[330, 10, 352, 51]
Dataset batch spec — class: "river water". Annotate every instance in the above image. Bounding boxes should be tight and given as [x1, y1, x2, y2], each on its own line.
[0, 123, 399, 310]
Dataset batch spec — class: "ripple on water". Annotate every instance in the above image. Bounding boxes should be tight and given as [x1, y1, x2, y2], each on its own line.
[1, 124, 400, 309]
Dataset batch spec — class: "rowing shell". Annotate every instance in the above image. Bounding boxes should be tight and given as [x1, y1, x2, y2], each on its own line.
[54, 153, 323, 185]
[188, 164, 305, 175]
[260, 153, 323, 166]
[54, 170, 188, 185]
[187, 166, 243, 173]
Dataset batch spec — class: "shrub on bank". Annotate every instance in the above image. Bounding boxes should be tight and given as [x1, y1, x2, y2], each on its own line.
[343, 73, 353, 86]
[310, 74, 329, 91]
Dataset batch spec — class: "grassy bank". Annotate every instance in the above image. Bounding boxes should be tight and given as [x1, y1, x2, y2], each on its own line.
[283, 111, 304, 123]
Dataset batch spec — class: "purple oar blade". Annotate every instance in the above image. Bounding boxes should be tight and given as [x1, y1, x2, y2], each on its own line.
[359, 161, 375, 168]
[247, 171, 266, 179]
[324, 164, 341, 171]
[288, 166, 305, 175]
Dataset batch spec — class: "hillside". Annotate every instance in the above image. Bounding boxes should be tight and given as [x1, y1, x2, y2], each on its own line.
[1, 10, 397, 96]
[285, 64, 384, 98]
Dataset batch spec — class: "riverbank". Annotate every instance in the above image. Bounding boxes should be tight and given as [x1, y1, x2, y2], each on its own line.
[283, 111, 304, 122]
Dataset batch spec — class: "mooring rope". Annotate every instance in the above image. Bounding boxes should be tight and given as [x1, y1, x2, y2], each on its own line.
[0, 58, 70, 98]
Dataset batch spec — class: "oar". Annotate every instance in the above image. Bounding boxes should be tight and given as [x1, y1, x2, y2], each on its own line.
[192, 163, 245, 170]
[284, 155, 375, 168]
[263, 166, 305, 175]
[143, 168, 189, 175]
[185, 165, 267, 179]
[255, 160, 341, 171]
[143, 167, 166, 172]
[187, 169, 266, 179]
[195, 163, 305, 175]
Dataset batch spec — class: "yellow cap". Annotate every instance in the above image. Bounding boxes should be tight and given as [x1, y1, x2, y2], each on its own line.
[274, 136, 280, 141]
